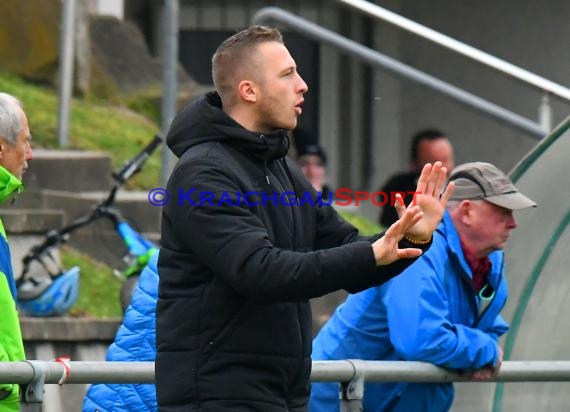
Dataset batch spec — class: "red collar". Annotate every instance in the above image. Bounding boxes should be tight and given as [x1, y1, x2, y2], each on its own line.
[460, 241, 491, 293]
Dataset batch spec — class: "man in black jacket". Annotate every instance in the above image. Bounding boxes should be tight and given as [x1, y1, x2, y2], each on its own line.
[156, 26, 454, 412]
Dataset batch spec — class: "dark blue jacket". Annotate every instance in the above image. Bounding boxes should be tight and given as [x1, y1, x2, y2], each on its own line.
[310, 212, 509, 412]
[82, 251, 159, 412]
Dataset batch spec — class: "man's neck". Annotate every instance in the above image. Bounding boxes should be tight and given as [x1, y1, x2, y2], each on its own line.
[458, 236, 489, 260]
[225, 105, 261, 133]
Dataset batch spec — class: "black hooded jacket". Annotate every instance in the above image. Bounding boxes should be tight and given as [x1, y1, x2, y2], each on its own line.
[156, 92, 427, 411]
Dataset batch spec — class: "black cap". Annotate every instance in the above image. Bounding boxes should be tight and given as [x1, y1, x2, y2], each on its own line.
[293, 128, 327, 165]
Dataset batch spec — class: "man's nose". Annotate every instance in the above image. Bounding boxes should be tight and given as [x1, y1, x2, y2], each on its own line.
[297, 74, 308, 94]
[26, 143, 33, 160]
[508, 214, 517, 229]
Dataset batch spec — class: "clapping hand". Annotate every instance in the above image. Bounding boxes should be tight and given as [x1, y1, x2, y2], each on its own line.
[371, 161, 453, 266]
[394, 161, 454, 242]
[371, 205, 424, 265]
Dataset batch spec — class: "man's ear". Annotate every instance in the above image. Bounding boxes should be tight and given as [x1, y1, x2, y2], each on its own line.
[237, 80, 257, 103]
[459, 200, 474, 226]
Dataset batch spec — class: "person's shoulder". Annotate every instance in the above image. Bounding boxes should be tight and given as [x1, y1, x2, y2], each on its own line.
[179, 141, 227, 162]
[173, 142, 236, 175]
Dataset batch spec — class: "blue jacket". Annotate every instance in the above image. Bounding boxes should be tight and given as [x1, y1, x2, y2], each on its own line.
[310, 212, 509, 412]
[82, 251, 159, 412]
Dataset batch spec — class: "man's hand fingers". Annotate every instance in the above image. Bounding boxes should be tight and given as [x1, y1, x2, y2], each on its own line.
[415, 163, 432, 194]
[426, 161, 443, 196]
[393, 193, 406, 219]
[385, 206, 422, 238]
[468, 369, 493, 380]
[397, 248, 423, 259]
[436, 166, 448, 196]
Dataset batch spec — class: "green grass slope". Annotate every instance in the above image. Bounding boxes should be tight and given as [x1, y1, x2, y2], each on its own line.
[0, 71, 161, 189]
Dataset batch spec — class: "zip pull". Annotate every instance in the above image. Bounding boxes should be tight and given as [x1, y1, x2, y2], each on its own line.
[263, 158, 270, 185]
[260, 135, 271, 185]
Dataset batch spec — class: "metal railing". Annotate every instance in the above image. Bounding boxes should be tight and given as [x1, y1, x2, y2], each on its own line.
[334, 0, 570, 102]
[2, 360, 570, 408]
[333, 0, 570, 133]
[252, 7, 570, 137]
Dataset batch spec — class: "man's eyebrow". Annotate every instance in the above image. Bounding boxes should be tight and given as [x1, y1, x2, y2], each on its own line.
[280, 64, 296, 74]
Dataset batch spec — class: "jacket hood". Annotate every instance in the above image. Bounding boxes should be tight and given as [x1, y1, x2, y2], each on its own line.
[166, 92, 290, 161]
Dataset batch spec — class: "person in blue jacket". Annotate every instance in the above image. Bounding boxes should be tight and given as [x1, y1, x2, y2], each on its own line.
[310, 162, 536, 412]
[82, 251, 159, 412]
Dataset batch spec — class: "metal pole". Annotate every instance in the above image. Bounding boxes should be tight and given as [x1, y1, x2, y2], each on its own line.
[3, 360, 570, 384]
[160, 0, 179, 188]
[56, 0, 77, 148]
[538, 92, 553, 132]
[0, 361, 155, 385]
[340, 360, 366, 412]
[312, 360, 570, 383]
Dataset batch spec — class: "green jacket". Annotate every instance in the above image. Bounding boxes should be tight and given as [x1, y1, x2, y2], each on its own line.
[0, 165, 25, 411]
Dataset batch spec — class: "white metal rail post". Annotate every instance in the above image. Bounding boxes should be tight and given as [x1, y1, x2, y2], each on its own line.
[338, 360, 366, 412]
[56, 0, 77, 148]
[2, 361, 570, 407]
[160, 0, 179, 188]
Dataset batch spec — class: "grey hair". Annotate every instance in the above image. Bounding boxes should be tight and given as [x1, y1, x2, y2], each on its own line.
[446, 200, 460, 211]
[446, 199, 484, 211]
[0, 92, 24, 145]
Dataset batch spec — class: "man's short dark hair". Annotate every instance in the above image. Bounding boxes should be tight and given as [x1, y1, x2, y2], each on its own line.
[410, 129, 447, 163]
[211, 26, 283, 108]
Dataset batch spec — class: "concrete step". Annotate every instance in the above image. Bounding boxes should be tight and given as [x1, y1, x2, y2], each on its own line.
[68, 227, 159, 268]
[23, 189, 160, 268]
[1, 208, 65, 234]
[1, 209, 66, 281]
[23, 149, 112, 192]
